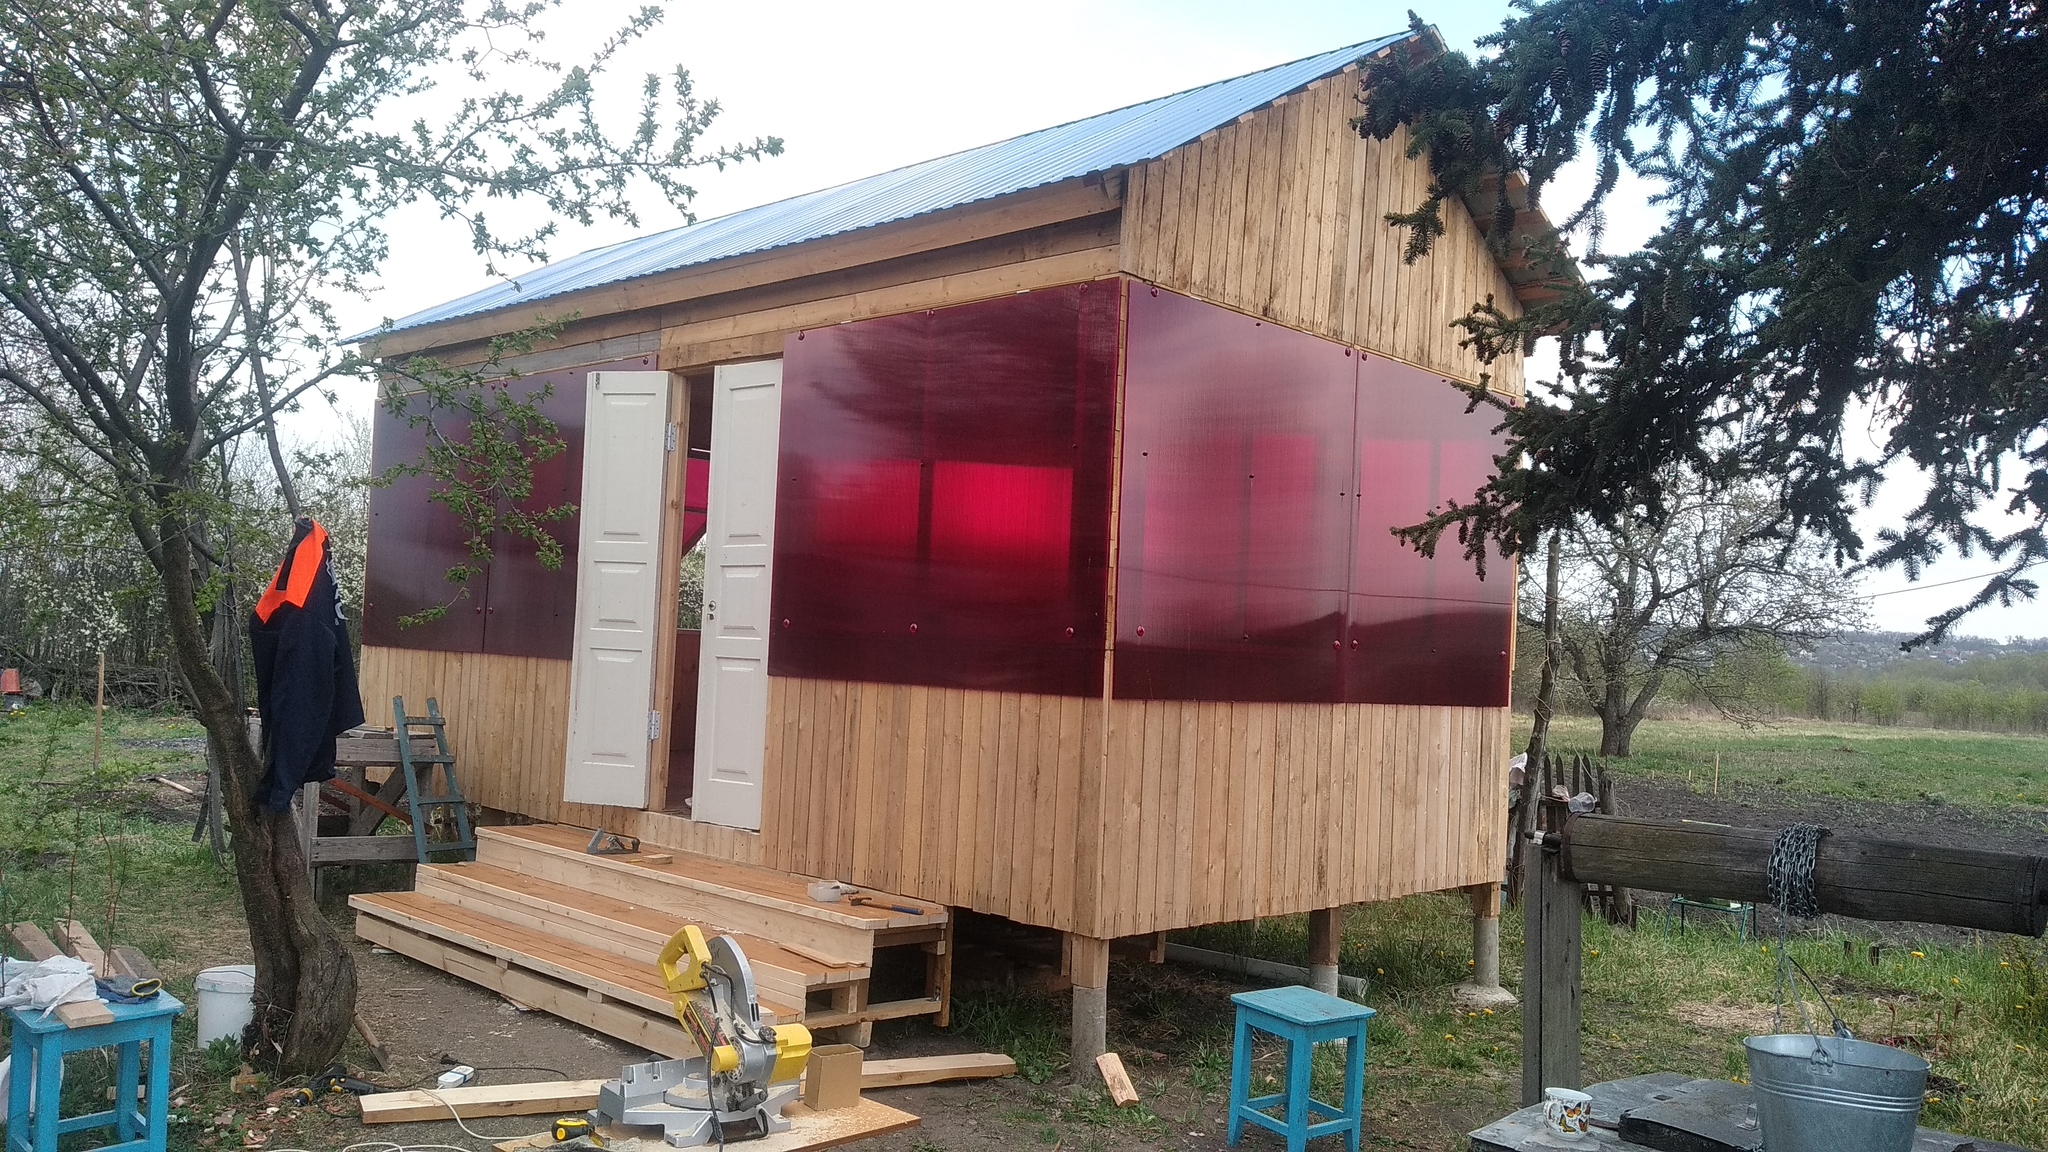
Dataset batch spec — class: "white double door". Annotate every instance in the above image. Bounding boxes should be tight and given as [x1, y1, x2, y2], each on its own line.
[560, 361, 780, 830]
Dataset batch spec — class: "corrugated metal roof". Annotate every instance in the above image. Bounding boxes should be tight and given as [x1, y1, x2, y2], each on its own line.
[360, 32, 1409, 343]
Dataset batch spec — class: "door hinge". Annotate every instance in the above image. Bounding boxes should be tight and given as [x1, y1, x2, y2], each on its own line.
[665, 423, 677, 452]
[648, 710, 662, 740]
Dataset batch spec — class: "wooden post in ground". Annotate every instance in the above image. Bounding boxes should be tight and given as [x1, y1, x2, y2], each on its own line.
[1455, 882, 1515, 1009]
[1069, 934, 1111, 1065]
[1521, 799, 1581, 1106]
[1306, 907, 1342, 996]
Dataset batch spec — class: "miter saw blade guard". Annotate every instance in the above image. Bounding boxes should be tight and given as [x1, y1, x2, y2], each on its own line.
[591, 927, 813, 1147]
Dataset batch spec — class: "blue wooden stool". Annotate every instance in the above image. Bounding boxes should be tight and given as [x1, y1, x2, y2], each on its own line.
[1228, 986, 1374, 1152]
[6, 992, 182, 1152]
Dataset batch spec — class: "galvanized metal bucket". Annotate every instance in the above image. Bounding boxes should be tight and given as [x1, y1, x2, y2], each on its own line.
[1744, 1033, 1928, 1152]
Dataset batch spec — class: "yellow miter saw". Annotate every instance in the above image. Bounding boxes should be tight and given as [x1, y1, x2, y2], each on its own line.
[590, 925, 812, 1146]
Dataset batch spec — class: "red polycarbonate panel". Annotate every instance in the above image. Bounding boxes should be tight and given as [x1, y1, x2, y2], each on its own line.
[680, 456, 710, 554]
[929, 462, 1074, 591]
[806, 458, 921, 556]
[361, 357, 662, 659]
[1345, 356, 1513, 707]
[1114, 285, 1356, 701]
[476, 364, 592, 659]
[771, 281, 1118, 693]
[363, 403, 487, 653]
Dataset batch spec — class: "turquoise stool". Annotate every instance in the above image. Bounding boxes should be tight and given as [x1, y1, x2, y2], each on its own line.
[1228, 986, 1375, 1152]
[5, 992, 182, 1152]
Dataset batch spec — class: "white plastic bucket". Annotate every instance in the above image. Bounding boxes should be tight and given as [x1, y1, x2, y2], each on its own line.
[195, 964, 256, 1047]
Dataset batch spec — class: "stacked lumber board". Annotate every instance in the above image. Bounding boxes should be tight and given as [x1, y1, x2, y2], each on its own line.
[360, 1054, 1016, 1124]
[349, 823, 951, 1052]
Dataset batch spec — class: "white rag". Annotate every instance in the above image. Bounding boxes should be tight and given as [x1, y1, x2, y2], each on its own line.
[0, 954, 98, 1018]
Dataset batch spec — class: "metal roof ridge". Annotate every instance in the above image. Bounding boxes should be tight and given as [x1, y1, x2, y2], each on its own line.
[352, 30, 1411, 346]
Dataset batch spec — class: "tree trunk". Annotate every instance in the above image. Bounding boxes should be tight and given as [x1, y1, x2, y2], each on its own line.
[158, 513, 357, 1075]
[1598, 714, 1636, 758]
[1510, 532, 1564, 905]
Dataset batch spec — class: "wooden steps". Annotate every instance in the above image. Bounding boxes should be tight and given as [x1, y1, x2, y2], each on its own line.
[472, 825, 945, 964]
[351, 891, 804, 1024]
[349, 822, 952, 1051]
[413, 861, 864, 1006]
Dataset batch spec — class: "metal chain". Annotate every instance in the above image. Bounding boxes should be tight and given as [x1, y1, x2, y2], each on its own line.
[1768, 823, 1827, 918]
[1767, 823, 1830, 1038]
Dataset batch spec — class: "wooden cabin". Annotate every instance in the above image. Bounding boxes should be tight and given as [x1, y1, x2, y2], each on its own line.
[350, 27, 1567, 1057]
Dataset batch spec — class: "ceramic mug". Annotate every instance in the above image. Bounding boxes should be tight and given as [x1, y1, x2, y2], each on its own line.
[1542, 1087, 1592, 1138]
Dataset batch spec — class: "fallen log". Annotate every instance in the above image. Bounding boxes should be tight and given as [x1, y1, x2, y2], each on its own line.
[1558, 815, 2048, 936]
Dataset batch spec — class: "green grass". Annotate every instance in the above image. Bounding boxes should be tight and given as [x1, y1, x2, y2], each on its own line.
[0, 705, 250, 1151]
[1161, 896, 2048, 1150]
[0, 705, 242, 973]
[1518, 712, 2048, 814]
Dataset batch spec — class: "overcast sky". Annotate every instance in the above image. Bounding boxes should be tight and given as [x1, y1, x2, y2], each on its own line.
[322, 0, 2048, 641]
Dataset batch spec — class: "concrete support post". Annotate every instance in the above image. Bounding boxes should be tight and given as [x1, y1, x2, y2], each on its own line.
[1454, 881, 1517, 1010]
[1306, 907, 1342, 997]
[1069, 934, 1111, 1065]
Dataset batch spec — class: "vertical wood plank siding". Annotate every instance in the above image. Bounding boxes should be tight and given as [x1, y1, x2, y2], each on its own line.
[363, 644, 1508, 938]
[1119, 72, 1527, 399]
[753, 681, 1510, 940]
[357, 645, 762, 864]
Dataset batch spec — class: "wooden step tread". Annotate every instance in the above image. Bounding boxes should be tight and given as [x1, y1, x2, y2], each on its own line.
[480, 824, 945, 929]
[355, 915, 702, 1061]
[417, 862, 866, 986]
[350, 891, 802, 1024]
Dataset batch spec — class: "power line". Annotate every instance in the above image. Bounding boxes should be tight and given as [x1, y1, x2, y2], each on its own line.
[1865, 559, 2047, 598]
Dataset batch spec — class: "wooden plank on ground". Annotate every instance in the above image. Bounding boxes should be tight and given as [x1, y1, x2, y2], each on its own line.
[1095, 1052, 1140, 1107]
[493, 1100, 920, 1152]
[54, 920, 109, 975]
[361, 1079, 611, 1124]
[353, 1013, 391, 1071]
[721, 1099, 918, 1152]
[856, 1053, 1016, 1089]
[6, 922, 61, 960]
[109, 945, 163, 983]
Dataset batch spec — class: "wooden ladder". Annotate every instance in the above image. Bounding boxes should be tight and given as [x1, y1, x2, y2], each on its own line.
[393, 697, 475, 863]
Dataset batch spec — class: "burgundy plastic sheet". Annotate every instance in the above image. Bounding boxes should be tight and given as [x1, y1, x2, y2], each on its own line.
[1345, 355, 1514, 707]
[362, 358, 653, 658]
[1113, 287, 1355, 701]
[1113, 285, 1511, 706]
[681, 456, 710, 554]
[770, 282, 1119, 693]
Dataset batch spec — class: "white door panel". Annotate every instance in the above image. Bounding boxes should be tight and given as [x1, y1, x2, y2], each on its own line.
[563, 370, 671, 809]
[692, 359, 782, 830]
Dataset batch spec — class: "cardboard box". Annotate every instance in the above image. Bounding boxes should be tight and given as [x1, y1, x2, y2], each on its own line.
[802, 1044, 863, 1112]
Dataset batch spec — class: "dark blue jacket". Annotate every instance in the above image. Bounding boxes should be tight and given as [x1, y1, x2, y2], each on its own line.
[250, 519, 366, 812]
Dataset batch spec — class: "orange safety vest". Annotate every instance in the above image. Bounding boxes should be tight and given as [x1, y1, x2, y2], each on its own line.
[254, 521, 330, 624]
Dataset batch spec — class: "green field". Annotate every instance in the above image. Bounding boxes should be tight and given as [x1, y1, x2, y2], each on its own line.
[1515, 712, 2048, 813]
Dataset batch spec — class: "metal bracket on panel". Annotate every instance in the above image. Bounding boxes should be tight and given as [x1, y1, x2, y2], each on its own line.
[665, 423, 678, 452]
[648, 710, 662, 740]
